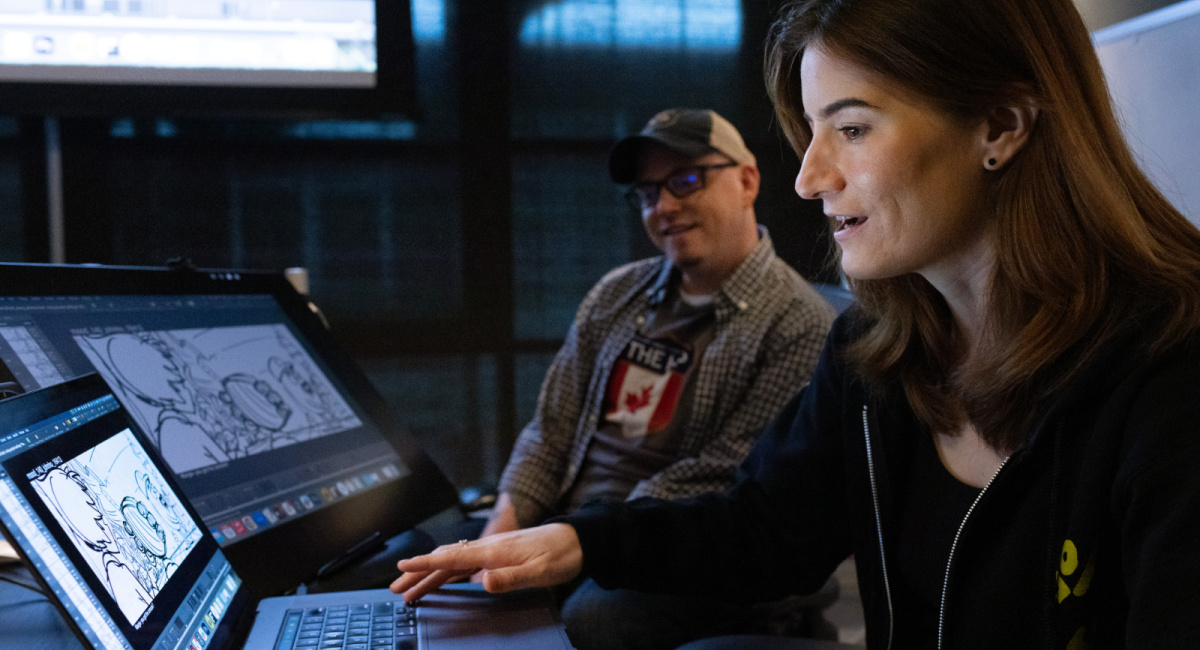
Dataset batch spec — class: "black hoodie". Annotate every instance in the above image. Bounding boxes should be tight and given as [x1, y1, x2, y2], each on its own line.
[563, 310, 1200, 649]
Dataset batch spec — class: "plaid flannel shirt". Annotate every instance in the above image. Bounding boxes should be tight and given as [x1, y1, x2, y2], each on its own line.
[498, 227, 836, 527]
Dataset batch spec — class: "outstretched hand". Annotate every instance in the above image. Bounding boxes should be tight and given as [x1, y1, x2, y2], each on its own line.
[389, 523, 583, 602]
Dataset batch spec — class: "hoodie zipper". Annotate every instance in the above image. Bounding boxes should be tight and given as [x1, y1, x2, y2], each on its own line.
[936, 451, 1010, 649]
[861, 405, 895, 650]
[864, 404, 1012, 650]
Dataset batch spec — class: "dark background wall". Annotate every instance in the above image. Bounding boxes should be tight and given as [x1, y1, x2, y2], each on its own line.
[0, 0, 838, 493]
[0, 0, 1182, 493]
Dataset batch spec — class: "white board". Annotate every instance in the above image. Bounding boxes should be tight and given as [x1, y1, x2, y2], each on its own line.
[1095, 0, 1200, 224]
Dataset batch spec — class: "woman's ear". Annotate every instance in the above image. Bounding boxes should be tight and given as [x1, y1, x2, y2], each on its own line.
[982, 104, 1039, 170]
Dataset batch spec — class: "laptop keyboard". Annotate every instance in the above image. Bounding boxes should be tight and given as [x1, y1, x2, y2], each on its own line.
[274, 601, 417, 650]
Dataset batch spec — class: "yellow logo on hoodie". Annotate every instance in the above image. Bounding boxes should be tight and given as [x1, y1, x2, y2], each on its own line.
[1058, 539, 1096, 649]
[1057, 539, 1095, 603]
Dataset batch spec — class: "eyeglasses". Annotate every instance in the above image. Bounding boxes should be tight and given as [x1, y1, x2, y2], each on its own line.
[624, 161, 739, 211]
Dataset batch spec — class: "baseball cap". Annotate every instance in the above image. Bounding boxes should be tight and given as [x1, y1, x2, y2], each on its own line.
[608, 108, 757, 183]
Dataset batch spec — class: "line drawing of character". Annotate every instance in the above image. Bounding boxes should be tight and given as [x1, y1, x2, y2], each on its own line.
[33, 464, 153, 623]
[30, 429, 201, 625]
[134, 469, 189, 540]
[72, 324, 361, 474]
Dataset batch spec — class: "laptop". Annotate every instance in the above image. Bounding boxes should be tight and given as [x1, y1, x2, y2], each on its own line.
[0, 263, 460, 597]
[0, 373, 574, 650]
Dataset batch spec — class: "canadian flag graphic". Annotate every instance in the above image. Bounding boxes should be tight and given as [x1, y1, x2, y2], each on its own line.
[604, 334, 692, 438]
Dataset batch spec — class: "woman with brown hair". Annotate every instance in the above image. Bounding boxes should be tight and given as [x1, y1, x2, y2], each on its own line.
[390, 0, 1200, 647]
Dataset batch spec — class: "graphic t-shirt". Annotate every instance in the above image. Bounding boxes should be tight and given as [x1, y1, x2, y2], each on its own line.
[562, 289, 716, 511]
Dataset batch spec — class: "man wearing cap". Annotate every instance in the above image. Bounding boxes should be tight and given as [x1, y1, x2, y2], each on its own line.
[482, 108, 835, 648]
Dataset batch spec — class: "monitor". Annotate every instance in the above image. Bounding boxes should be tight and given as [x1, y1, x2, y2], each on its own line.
[0, 0, 417, 117]
[0, 262, 458, 597]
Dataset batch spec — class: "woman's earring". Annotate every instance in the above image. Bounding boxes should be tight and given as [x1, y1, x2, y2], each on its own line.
[985, 157, 998, 170]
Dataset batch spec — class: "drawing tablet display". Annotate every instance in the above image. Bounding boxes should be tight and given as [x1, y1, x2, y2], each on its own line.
[0, 263, 458, 597]
[0, 375, 254, 650]
[0, 374, 573, 650]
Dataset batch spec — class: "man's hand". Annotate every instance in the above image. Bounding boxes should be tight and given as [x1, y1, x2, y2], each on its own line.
[478, 492, 521, 539]
[389, 523, 583, 602]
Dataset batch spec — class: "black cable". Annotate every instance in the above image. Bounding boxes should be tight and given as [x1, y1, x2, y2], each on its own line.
[0, 573, 46, 597]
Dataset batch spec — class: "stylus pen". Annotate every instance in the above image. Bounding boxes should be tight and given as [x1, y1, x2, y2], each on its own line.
[316, 531, 385, 579]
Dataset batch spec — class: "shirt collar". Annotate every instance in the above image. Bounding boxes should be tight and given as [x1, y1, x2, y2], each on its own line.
[645, 225, 776, 319]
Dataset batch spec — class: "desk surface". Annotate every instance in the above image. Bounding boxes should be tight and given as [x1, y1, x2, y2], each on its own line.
[0, 565, 82, 650]
[2, 560, 861, 650]
[0, 527, 434, 650]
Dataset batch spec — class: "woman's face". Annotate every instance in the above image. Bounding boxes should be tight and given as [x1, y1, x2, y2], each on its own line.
[796, 47, 995, 286]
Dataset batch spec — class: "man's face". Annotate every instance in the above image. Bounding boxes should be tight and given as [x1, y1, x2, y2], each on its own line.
[633, 145, 758, 283]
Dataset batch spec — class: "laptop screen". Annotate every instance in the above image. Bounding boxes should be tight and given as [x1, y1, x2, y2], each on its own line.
[0, 375, 250, 650]
[0, 264, 458, 597]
